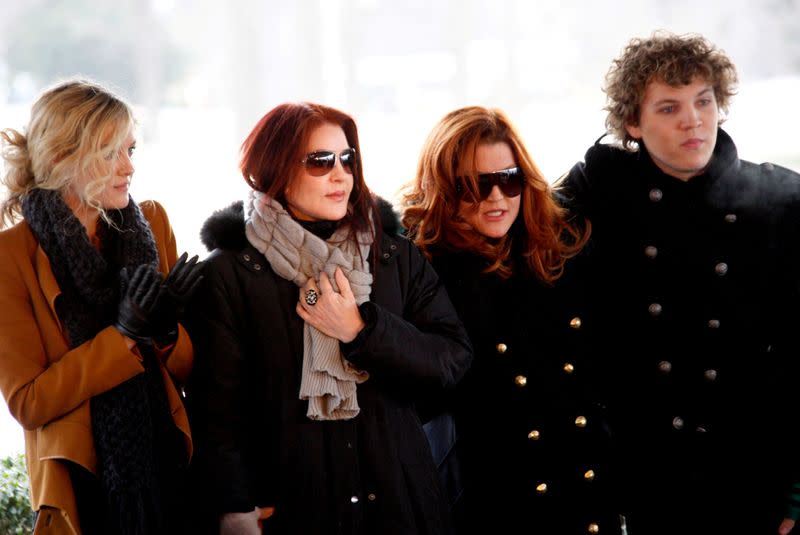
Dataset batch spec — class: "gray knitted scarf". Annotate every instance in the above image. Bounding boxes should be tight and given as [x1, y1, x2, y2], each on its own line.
[244, 191, 372, 420]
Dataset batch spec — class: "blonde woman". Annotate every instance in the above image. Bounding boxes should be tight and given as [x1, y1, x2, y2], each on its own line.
[0, 79, 201, 534]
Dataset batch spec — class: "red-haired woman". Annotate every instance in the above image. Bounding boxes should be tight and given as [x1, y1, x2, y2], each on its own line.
[402, 106, 620, 534]
[185, 102, 472, 535]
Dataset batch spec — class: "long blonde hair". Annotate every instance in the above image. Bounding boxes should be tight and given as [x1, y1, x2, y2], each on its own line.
[1, 78, 135, 227]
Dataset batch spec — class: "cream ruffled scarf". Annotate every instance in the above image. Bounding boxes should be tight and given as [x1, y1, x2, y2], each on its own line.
[244, 191, 373, 420]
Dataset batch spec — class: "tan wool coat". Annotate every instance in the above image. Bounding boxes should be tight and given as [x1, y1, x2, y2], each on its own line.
[0, 201, 193, 535]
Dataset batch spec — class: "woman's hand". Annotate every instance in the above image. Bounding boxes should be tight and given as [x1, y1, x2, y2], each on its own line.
[220, 508, 261, 535]
[296, 267, 365, 343]
[779, 518, 796, 535]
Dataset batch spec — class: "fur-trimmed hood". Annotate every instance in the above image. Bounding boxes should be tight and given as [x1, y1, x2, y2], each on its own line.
[200, 195, 401, 252]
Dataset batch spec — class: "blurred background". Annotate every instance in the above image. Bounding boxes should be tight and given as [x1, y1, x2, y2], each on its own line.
[2, 0, 800, 455]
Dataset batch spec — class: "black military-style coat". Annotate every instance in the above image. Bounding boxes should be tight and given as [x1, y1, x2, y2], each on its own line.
[559, 129, 800, 534]
[428, 233, 620, 535]
[184, 199, 472, 535]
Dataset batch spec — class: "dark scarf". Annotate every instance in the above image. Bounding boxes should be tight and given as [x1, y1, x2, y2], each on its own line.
[22, 189, 183, 535]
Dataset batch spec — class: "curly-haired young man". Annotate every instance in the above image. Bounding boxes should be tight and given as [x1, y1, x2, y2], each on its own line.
[559, 31, 800, 535]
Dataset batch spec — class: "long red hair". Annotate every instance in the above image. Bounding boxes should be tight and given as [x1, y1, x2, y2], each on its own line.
[402, 106, 588, 282]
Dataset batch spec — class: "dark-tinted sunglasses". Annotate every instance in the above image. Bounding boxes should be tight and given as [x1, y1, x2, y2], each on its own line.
[301, 148, 356, 177]
[456, 166, 524, 201]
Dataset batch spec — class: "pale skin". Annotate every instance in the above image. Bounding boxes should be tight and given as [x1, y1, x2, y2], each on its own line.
[287, 123, 365, 342]
[628, 78, 797, 535]
[221, 123, 365, 533]
[458, 141, 521, 239]
[624, 77, 718, 182]
[63, 128, 138, 350]
[296, 267, 365, 343]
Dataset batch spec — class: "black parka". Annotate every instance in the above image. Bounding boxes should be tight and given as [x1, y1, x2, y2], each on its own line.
[559, 129, 800, 534]
[184, 199, 472, 535]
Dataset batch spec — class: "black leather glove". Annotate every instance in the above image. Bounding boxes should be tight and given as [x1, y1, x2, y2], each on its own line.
[115, 264, 164, 343]
[151, 252, 204, 346]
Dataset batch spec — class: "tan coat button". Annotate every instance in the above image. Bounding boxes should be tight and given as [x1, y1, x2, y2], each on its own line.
[527, 430, 541, 440]
[368, 493, 376, 501]
[563, 363, 575, 374]
[584, 469, 595, 481]
[658, 360, 672, 373]
[570, 317, 582, 329]
[575, 415, 587, 428]
[536, 483, 548, 494]
[514, 375, 527, 387]
[588, 523, 600, 533]
[496, 343, 508, 354]
[648, 303, 662, 316]
[644, 245, 658, 258]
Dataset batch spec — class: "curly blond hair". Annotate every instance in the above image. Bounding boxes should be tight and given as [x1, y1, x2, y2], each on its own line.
[604, 31, 738, 149]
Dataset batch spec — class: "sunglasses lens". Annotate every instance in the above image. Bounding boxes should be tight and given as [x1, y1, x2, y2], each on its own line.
[304, 151, 336, 177]
[474, 168, 523, 200]
[340, 148, 355, 175]
[499, 172, 523, 198]
[303, 149, 355, 176]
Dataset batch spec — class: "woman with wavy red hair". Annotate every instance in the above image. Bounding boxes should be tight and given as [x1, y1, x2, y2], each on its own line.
[185, 102, 472, 535]
[402, 106, 620, 534]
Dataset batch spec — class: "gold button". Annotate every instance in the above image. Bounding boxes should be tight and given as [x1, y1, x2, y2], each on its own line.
[584, 469, 595, 481]
[367, 493, 376, 501]
[496, 343, 508, 354]
[527, 429, 541, 440]
[575, 415, 587, 428]
[563, 363, 575, 374]
[514, 375, 527, 387]
[536, 483, 548, 494]
[588, 523, 599, 534]
[569, 317, 582, 329]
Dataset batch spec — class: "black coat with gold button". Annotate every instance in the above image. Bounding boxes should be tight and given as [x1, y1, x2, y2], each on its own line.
[428, 237, 620, 534]
[559, 128, 800, 534]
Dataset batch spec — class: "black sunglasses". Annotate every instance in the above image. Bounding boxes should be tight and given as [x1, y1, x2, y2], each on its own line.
[301, 148, 356, 177]
[456, 166, 524, 201]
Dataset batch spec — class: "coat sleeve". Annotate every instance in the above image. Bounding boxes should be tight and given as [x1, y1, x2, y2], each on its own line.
[342, 240, 472, 391]
[0, 244, 144, 431]
[555, 158, 593, 219]
[184, 256, 257, 514]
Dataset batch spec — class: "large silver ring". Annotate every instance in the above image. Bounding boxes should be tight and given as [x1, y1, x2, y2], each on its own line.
[305, 288, 318, 306]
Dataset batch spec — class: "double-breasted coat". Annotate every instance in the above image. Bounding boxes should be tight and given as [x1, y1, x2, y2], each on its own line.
[0, 201, 193, 535]
[428, 239, 620, 535]
[559, 129, 800, 534]
[184, 199, 472, 535]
